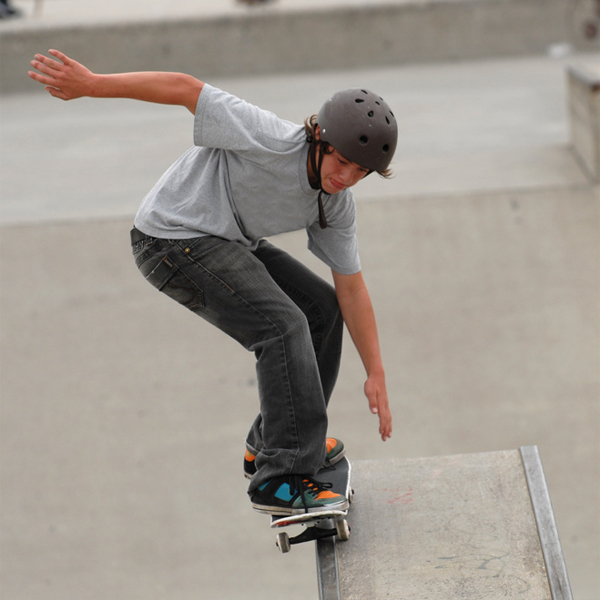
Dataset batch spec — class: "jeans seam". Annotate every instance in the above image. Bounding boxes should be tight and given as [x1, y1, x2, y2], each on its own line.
[276, 334, 301, 471]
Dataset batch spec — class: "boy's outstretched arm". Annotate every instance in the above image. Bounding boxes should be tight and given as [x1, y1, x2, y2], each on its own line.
[28, 49, 203, 114]
[332, 270, 393, 441]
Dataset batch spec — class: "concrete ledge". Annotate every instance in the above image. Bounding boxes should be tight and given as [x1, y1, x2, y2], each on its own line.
[1, 0, 573, 94]
[318, 450, 572, 600]
[568, 61, 600, 181]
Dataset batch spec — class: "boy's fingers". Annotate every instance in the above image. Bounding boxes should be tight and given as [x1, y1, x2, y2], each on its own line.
[378, 403, 392, 441]
[46, 87, 65, 99]
[30, 61, 59, 82]
[379, 417, 391, 440]
[28, 71, 60, 91]
[34, 54, 60, 71]
[27, 71, 49, 85]
[368, 395, 392, 440]
[48, 49, 69, 64]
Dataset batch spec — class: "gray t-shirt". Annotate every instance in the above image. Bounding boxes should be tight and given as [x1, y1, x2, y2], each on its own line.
[134, 84, 361, 275]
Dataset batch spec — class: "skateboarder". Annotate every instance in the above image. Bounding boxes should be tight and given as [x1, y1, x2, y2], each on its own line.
[28, 50, 396, 516]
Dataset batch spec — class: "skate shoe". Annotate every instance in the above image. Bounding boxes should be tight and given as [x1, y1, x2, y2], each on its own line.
[250, 474, 349, 516]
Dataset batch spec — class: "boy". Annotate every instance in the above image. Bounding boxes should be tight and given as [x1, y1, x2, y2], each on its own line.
[28, 50, 396, 516]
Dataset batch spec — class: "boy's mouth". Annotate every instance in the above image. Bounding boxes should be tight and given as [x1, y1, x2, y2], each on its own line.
[328, 179, 345, 192]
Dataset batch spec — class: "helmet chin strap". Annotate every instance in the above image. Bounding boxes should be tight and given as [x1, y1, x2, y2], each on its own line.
[308, 139, 330, 229]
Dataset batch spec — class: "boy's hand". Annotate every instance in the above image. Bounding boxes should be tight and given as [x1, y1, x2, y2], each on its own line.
[364, 371, 392, 441]
[28, 49, 95, 100]
[27, 50, 203, 112]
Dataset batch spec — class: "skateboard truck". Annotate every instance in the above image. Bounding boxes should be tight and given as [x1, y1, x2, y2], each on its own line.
[275, 515, 351, 554]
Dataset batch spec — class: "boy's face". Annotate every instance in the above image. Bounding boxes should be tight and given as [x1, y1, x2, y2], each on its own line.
[319, 147, 369, 194]
[313, 126, 369, 194]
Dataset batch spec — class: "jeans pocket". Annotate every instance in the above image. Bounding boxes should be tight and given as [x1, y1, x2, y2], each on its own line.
[141, 255, 178, 291]
[133, 237, 157, 268]
[141, 254, 206, 312]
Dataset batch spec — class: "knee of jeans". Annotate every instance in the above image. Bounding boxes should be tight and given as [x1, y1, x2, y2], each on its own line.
[265, 308, 313, 350]
[285, 311, 313, 341]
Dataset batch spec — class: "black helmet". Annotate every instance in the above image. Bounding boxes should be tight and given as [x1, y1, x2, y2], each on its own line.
[317, 88, 398, 172]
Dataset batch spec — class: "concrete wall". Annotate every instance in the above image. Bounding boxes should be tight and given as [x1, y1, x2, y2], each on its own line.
[0, 0, 577, 94]
[568, 61, 600, 181]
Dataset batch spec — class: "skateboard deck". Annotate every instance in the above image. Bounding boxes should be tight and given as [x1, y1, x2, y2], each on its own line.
[270, 457, 353, 553]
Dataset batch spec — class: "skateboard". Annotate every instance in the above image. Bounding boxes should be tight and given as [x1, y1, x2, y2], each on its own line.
[270, 457, 353, 553]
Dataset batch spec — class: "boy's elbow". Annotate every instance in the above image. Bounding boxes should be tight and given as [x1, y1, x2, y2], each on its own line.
[186, 77, 204, 114]
[176, 74, 203, 113]
[333, 270, 366, 299]
[187, 79, 204, 113]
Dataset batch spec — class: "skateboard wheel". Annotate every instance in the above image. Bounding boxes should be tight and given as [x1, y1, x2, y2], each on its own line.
[276, 532, 291, 553]
[336, 519, 351, 541]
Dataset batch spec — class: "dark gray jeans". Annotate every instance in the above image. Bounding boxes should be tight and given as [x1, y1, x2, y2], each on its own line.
[131, 232, 343, 492]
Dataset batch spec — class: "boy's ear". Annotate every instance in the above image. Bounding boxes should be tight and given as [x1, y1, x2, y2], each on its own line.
[314, 125, 321, 141]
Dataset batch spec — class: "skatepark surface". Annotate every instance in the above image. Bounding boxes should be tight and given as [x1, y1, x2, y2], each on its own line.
[1, 1, 599, 598]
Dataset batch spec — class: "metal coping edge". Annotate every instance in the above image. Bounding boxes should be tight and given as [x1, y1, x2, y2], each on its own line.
[519, 445, 574, 600]
[316, 536, 341, 600]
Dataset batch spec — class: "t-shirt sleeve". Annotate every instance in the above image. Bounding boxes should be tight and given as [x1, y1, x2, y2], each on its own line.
[306, 191, 361, 275]
[194, 84, 294, 153]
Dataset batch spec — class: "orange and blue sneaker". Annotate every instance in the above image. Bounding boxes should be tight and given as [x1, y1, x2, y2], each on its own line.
[244, 437, 345, 479]
[250, 474, 349, 516]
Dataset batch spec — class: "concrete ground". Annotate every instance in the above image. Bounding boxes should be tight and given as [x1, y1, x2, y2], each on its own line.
[1, 5, 599, 598]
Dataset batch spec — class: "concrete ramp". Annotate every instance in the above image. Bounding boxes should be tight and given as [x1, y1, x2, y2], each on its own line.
[317, 447, 572, 600]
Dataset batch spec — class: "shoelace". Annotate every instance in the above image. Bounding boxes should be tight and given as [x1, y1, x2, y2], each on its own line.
[293, 475, 335, 513]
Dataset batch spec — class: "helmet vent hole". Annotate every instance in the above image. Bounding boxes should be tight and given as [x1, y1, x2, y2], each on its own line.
[385, 117, 390, 125]
[367, 111, 374, 118]
[359, 136, 369, 145]
[382, 144, 390, 153]
[355, 98, 365, 104]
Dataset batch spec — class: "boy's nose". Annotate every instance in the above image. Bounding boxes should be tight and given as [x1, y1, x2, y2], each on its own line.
[338, 166, 354, 184]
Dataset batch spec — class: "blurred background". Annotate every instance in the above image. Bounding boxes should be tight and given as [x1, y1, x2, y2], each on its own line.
[1, 1, 599, 598]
